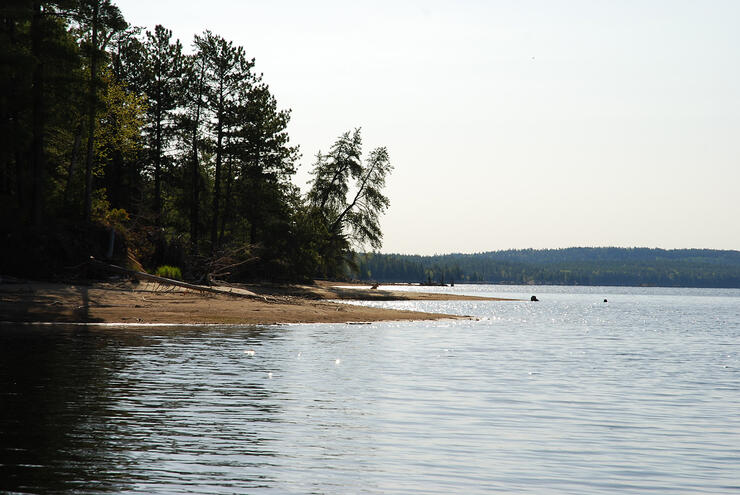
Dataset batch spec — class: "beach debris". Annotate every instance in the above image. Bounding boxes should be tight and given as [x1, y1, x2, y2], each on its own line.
[87, 257, 267, 300]
[335, 358, 341, 365]
[244, 349, 256, 356]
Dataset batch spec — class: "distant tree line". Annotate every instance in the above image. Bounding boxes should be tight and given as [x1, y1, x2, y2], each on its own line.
[353, 248, 740, 288]
[1, 1, 392, 282]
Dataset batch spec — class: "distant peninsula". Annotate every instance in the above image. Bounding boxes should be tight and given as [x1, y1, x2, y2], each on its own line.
[353, 248, 740, 289]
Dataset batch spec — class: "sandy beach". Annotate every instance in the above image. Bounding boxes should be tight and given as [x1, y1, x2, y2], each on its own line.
[0, 280, 518, 325]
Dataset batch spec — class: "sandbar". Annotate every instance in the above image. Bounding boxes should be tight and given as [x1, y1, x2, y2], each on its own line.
[0, 280, 518, 325]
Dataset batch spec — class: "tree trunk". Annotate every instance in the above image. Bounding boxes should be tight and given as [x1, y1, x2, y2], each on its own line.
[210, 86, 224, 252]
[108, 148, 123, 208]
[189, 57, 206, 252]
[83, 0, 99, 223]
[14, 147, 24, 212]
[30, 1, 45, 226]
[154, 98, 162, 223]
[6, 18, 25, 213]
[250, 219, 257, 245]
[63, 123, 83, 205]
[219, 144, 233, 244]
[248, 149, 260, 245]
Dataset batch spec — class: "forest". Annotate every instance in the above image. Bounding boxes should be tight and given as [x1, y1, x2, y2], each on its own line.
[1, 1, 392, 282]
[353, 248, 740, 288]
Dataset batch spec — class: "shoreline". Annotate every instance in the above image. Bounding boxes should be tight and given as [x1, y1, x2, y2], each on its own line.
[0, 280, 519, 326]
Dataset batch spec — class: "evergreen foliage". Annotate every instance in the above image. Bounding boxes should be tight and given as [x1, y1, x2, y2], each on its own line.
[352, 249, 740, 288]
[0, 1, 392, 283]
[308, 129, 392, 278]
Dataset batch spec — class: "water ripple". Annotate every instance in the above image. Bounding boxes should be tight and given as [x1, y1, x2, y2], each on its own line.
[1, 287, 739, 493]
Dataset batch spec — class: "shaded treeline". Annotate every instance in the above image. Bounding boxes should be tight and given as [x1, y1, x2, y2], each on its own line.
[353, 248, 740, 288]
[1, 1, 392, 282]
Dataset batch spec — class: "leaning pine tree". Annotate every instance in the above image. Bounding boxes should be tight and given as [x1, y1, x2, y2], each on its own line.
[307, 128, 392, 278]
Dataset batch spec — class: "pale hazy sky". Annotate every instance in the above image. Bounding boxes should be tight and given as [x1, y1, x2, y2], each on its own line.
[116, 0, 740, 255]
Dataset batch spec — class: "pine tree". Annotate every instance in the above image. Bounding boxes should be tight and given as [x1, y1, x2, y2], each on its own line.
[137, 24, 185, 224]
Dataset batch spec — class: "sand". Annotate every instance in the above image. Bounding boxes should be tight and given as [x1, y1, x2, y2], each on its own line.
[0, 279, 519, 325]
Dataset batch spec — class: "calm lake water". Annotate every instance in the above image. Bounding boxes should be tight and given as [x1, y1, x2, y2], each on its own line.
[1, 285, 739, 494]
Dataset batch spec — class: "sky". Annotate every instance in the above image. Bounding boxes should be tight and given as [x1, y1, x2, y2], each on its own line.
[115, 0, 740, 255]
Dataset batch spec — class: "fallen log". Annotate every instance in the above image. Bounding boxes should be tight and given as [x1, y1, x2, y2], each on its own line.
[88, 257, 267, 301]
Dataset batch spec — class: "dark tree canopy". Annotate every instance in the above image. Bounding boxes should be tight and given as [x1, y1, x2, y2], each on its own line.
[352, 248, 740, 288]
[0, 2, 393, 283]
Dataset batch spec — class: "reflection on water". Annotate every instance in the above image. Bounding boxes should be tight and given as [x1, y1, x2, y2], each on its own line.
[1, 286, 739, 494]
[0, 326, 133, 493]
[0, 325, 282, 494]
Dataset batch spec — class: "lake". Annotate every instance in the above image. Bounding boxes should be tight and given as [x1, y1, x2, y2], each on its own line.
[1, 285, 739, 494]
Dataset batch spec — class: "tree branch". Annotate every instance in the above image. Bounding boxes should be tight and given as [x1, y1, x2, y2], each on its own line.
[329, 160, 378, 233]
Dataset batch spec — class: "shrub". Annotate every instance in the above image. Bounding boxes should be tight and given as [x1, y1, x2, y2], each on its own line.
[154, 265, 182, 281]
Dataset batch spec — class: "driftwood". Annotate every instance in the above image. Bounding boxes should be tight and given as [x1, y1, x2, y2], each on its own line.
[88, 258, 267, 301]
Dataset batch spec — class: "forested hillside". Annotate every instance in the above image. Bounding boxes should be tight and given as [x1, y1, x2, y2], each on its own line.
[353, 248, 740, 288]
[1, 1, 391, 282]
